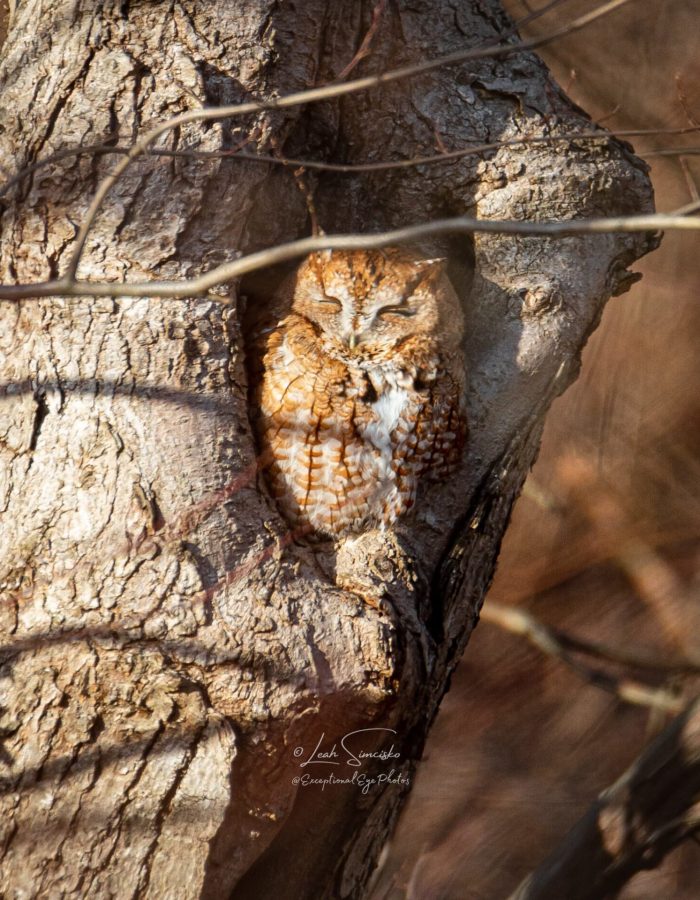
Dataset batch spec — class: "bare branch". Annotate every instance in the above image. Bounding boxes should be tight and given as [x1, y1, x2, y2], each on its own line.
[62, 0, 636, 281]
[675, 72, 700, 129]
[222, 127, 700, 172]
[333, 0, 388, 82]
[481, 602, 684, 713]
[5, 126, 699, 199]
[511, 0, 578, 33]
[509, 699, 700, 900]
[554, 628, 700, 676]
[678, 156, 700, 204]
[645, 147, 700, 157]
[0, 209, 695, 303]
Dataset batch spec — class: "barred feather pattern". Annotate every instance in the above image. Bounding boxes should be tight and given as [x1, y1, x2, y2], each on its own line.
[253, 249, 467, 537]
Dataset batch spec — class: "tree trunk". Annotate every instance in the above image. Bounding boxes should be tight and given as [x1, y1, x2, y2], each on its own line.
[0, 2, 654, 897]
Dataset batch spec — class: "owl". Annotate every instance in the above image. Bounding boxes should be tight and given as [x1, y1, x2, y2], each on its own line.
[252, 248, 467, 537]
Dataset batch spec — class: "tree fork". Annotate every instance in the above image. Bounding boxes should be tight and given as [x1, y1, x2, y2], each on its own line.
[0, 1, 654, 897]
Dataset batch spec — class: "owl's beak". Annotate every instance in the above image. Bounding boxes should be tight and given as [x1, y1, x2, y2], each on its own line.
[347, 333, 358, 350]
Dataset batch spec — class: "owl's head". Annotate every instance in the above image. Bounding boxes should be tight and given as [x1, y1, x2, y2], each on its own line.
[290, 248, 464, 360]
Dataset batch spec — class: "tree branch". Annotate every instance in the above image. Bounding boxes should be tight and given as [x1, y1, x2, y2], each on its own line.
[509, 699, 700, 900]
[62, 0, 636, 281]
[5, 125, 698, 198]
[481, 602, 685, 713]
[0, 209, 696, 302]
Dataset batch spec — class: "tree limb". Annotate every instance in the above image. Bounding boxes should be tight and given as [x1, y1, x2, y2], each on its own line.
[63, 0, 635, 281]
[481, 601, 685, 712]
[509, 699, 700, 900]
[3, 125, 697, 195]
[0, 210, 696, 302]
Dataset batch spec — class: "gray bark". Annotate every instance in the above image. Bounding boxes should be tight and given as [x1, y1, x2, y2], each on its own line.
[0, 1, 654, 898]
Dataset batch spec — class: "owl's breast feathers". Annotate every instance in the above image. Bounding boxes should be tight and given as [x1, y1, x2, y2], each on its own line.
[257, 314, 466, 537]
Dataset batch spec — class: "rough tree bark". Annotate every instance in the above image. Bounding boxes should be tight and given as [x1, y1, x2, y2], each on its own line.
[0, 2, 654, 898]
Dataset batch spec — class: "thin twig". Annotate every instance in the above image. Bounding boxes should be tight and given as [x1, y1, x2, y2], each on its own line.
[334, 0, 387, 82]
[0, 208, 698, 302]
[556, 629, 700, 676]
[62, 0, 637, 281]
[679, 156, 700, 205]
[675, 73, 700, 129]
[645, 147, 700, 157]
[227, 129, 700, 172]
[594, 103, 621, 125]
[510, 0, 576, 34]
[481, 601, 684, 713]
[485, 598, 700, 674]
[5, 126, 700, 199]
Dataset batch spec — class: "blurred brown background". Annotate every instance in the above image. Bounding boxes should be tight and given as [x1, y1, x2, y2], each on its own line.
[0, 3, 8, 45]
[372, 1, 700, 897]
[1, 0, 698, 896]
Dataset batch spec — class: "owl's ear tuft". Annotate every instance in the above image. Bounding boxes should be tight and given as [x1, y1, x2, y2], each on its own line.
[306, 249, 333, 281]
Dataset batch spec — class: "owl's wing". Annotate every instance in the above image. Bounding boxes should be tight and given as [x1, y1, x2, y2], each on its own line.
[395, 340, 466, 478]
[257, 317, 390, 534]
